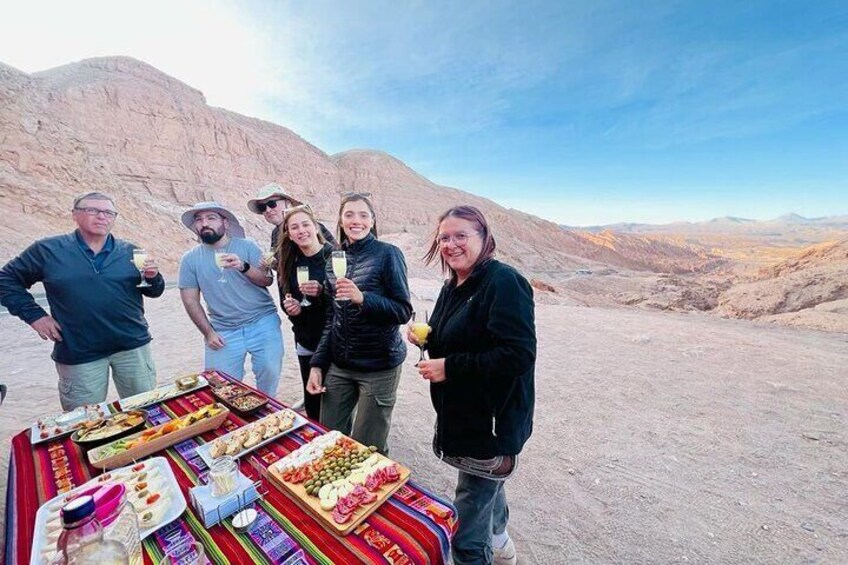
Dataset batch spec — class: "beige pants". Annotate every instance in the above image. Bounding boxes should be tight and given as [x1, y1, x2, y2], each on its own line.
[55, 343, 157, 411]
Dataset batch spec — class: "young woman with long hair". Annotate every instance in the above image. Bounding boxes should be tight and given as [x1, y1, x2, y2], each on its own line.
[275, 205, 333, 420]
[307, 193, 413, 454]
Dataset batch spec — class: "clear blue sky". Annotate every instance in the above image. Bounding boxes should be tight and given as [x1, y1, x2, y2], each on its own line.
[2, 1, 846, 225]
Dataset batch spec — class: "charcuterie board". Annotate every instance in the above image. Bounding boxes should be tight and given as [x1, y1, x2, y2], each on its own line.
[267, 432, 410, 535]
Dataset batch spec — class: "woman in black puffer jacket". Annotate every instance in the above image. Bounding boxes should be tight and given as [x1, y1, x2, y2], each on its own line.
[308, 193, 413, 454]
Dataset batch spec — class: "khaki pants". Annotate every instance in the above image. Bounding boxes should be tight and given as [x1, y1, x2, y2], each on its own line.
[55, 343, 157, 411]
[319, 363, 402, 455]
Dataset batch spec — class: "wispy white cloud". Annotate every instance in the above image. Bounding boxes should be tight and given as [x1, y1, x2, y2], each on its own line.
[0, 0, 284, 121]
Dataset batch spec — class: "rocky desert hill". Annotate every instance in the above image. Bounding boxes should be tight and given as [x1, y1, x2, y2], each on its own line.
[716, 239, 848, 332]
[1, 56, 845, 331]
[0, 56, 722, 285]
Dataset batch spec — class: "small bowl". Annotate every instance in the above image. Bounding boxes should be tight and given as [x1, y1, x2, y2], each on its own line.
[231, 506, 258, 533]
[175, 374, 200, 391]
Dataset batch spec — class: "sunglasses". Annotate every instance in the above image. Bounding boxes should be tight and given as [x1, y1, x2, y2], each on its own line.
[256, 199, 287, 213]
[340, 191, 373, 199]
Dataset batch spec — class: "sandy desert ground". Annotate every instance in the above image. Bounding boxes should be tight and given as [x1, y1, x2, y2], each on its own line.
[1, 284, 847, 564]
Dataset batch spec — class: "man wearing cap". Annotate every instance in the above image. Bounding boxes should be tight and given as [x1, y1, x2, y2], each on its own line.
[247, 183, 336, 253]
[178, 201, 284, 396]
[0, 191, 164, 410]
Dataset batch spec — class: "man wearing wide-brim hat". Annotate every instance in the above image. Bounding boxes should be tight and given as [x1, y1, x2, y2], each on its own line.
[178, 201, 284, 396]
[247, 183, 336, 254]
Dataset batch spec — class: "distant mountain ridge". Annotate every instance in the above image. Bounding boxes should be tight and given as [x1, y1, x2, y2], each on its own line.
[568, 213, 848, 233]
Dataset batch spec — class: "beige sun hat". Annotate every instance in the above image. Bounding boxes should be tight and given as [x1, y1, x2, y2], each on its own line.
[181, 201, 246, 238]
[247, 183, 304, 214]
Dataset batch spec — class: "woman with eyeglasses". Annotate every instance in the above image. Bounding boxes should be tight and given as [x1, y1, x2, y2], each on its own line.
[273, 205, 333, 421]
[407, 205, 536, 565]
[307, 193, 413, 455]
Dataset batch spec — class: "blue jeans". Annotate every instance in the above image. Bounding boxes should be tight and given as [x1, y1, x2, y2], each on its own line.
[452, 471, 510, 565]
[204, 313, 283, 397]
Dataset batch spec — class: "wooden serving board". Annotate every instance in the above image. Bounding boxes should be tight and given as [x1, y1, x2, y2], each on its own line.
[88, 408, 229, 470]
[267, 444, 410, 536]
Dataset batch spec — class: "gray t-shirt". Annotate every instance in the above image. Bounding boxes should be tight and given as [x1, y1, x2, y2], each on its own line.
[178, 238, 277, 330]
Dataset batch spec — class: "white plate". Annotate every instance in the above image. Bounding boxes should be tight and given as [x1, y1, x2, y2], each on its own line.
[30, 457, 186, 565]
[118, 375, 209, 411]
[195, 408, 308, 468]
[30, 402, 111, 445]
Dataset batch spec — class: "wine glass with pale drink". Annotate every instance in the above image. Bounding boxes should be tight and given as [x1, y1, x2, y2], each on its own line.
[133, 248, 151, 288]
[331, 251, 348, 301]
[214, 252, 227, 283]
[262, 249, 275, 278]
[411, 310, 432, 367]
[297, 266, 312, 307]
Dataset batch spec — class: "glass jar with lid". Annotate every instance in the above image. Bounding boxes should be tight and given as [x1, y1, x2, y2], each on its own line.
[95, 484, 142, 565]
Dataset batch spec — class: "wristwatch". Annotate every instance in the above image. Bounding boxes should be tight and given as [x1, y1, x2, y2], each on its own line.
[240, 261, 251, 273]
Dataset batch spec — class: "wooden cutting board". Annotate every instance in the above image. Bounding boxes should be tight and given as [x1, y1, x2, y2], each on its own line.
[267, 441, 411, 536]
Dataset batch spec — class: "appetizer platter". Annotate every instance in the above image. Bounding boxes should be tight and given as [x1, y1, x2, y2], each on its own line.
[117, 373, 209, 411]
[30, 457, 186, 565]
[88, 404, 229, 469]
[211, 385, 269, 415]
[30, 403, 110, 445]
[267, 431, 410, 535]
[71, 410, 148, 447]
[195, 409, 305, 467]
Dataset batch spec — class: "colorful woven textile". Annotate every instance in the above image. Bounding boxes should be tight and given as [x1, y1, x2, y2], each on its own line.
[5, 373, 457, 564]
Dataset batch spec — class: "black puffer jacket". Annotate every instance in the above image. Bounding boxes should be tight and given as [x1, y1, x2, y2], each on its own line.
[428, 259, 536, 458]
[311, 234, 413, 372]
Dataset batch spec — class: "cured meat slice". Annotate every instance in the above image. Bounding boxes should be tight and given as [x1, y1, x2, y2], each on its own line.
[332, 507, 353, 524]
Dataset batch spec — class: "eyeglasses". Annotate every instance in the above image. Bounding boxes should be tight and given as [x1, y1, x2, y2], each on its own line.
[74, 207, 118, 219]
[340, 191, 372, 199]
[437, 231, 479, 246]
[256, 199, 288, 213]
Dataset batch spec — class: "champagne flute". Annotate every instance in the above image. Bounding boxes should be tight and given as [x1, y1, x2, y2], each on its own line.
[133, 248, 151, 288]
[332, 251, 348, 301]
[296, 266, 311, 307]
[411, 310, 431, 367]
[214, 252, 227, 283]
[262, 249, 275, 278]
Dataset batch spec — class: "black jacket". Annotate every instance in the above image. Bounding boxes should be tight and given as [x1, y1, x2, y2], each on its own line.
[428, 259, 536, 458]
[282, 242, 333, 352]
[0, 232, 165, 364]
[311, 234, 413, 372]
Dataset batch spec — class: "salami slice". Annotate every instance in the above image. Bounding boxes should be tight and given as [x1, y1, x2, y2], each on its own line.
[332, 507, 353, 524]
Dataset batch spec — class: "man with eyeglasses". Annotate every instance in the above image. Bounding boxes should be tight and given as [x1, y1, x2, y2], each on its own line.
[247, 183, 336, 256]
[0, 192, 164, 410]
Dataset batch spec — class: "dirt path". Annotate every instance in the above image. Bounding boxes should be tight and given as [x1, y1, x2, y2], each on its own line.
[2, 289, 847, 563]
